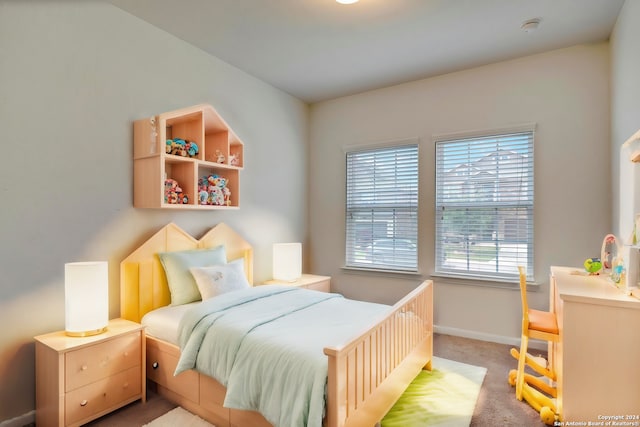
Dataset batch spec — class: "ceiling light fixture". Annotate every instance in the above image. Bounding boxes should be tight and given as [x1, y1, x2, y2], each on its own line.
[521, 18, 541, 33]
[336, 0, 359, 4]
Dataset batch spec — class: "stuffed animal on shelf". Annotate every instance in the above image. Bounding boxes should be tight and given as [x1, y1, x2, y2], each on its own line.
[166, 138, 199, 158]
[215, 150, 226, 164]
[198, 174, 231, 206]
[229, 153, 240, 166]
[164, 178, 188, 204]
[185, 141, 199, 157]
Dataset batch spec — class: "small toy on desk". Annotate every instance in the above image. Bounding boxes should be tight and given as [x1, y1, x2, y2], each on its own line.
[610, 256, 626, 287]
[584, 257, 602, 275]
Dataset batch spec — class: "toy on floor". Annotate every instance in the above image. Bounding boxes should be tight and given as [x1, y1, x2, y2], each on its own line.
[509, 266, 560, 426]
[508, 348, 558, 426]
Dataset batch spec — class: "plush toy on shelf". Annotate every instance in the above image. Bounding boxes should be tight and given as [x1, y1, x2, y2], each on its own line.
[229, 153, 240, 166]
[215, 150, 226, 164]
[164, 178, 188, 204]
[166, 138, 199, 158]
[198, 174, 231, 206]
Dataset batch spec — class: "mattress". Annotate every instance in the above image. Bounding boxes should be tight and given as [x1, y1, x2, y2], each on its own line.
[140, 302, 199, 345]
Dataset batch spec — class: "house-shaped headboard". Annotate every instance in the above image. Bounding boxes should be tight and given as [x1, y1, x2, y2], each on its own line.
[120, 222, 254, 323]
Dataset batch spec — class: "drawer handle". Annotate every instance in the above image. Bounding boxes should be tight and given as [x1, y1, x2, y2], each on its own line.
[152, 362, 159, 369]
[80, 400, 88, 407]
[81, 365, 88, 371]
[123, 382, 129, 389]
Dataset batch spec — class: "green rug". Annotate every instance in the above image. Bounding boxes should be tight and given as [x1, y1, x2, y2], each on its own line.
[381, 356, 487, 427]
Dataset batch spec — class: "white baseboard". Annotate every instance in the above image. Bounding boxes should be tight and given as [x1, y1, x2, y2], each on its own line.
[0, 410, 34, 427]
[434, 325, 548, 351]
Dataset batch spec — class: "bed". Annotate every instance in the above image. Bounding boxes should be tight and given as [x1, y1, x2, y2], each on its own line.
[120, 222, 433, 427]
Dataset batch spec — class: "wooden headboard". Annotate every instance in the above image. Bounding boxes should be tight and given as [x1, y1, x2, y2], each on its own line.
[120, 222, 254, 323]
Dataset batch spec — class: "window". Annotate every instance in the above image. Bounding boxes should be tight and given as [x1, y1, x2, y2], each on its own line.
[435, 129, 534, 281]
[345, 142, 418, 272]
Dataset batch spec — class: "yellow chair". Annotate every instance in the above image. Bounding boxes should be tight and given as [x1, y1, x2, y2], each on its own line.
[508, 266, 560, 425]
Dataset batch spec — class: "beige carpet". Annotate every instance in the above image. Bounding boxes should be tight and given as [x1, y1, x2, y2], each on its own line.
[143, 407, 215, 427]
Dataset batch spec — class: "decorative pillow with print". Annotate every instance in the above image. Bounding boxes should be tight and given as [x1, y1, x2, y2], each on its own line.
[190, 258, 250, 300]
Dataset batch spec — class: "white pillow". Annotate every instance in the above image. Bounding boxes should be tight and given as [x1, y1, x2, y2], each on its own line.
[190, 258, 250, 300]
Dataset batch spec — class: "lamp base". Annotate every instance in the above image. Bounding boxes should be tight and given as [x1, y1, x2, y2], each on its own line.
[65, 326, 108, 337]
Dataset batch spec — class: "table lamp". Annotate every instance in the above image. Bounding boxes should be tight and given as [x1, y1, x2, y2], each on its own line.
[272, 243, 302, 282]
[65, 261, 109, 336]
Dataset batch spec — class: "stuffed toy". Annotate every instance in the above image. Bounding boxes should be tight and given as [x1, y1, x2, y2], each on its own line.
[186, 141, 199, 157]
[229, 153, 240, 166]
[198, 174, 231, 206]
[166, 139, 199, 158]
[164, 178, 188, 204]
[215, 149, 226, 164]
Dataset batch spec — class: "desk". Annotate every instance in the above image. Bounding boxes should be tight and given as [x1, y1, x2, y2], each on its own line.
[550, 266, 640, 422]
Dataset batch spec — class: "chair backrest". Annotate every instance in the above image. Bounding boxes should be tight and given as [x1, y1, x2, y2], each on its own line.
[518, 266, 530, 330]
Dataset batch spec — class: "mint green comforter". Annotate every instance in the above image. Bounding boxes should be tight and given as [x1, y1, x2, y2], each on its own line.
[175, 285, 389, 427]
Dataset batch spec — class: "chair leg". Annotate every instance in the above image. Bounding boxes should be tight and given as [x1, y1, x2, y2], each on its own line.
[516, 334, 528, 401]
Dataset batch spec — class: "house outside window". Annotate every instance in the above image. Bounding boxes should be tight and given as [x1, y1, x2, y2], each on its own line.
[435, 128, 534, 281]
[345, 142, 419, 272]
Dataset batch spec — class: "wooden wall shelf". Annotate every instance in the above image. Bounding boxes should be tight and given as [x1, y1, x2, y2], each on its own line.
[133, 104, 244, 209]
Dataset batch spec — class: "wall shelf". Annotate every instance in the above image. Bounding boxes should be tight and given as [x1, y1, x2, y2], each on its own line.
[133, 104, 244, 209]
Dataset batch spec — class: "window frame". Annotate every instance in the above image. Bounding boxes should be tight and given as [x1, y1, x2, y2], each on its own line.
[433, 125, 535, 282]
[343, 139, 419, 273]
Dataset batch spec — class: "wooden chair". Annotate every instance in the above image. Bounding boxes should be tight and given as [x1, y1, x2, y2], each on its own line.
[508, 266, 560, 425]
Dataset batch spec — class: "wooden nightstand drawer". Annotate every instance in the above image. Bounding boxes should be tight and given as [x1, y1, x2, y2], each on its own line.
[65, 366, 141, 425]
[35, 318, 145, 427]
[65, 332, 141, 392]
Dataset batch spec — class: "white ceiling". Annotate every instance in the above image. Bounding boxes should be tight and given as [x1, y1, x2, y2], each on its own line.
[107, 0, 625, 103]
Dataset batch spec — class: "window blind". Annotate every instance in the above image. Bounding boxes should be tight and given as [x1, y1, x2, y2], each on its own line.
[345, 144, 418, 272]
[435, 131, 533, 280]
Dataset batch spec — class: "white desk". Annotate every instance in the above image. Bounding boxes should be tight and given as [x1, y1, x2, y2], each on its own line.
[550, 266, 640, 423]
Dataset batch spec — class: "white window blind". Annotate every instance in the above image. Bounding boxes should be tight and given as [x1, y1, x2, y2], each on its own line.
[345, 144, 418, 272]
[435, 131, 533, 281]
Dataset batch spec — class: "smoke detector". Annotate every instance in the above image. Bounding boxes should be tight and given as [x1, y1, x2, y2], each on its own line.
[521, 18, 541, 33]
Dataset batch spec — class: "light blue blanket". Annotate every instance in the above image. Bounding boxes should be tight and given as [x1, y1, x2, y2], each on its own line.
[175, 285, 389, 427]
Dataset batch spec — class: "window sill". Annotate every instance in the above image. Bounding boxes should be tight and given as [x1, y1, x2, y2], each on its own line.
[430, 272, 541, 291]
[341, 266, 422, 280]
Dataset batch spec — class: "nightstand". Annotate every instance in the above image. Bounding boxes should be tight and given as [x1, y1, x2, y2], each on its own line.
[264, 274, 331, 292]
[35, 318, 146, 427]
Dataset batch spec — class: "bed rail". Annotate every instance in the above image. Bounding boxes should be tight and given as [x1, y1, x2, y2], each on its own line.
[323, 280, 433, 427]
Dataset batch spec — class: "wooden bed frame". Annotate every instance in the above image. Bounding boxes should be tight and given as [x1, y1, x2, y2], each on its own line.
[120, 223, 433, 427]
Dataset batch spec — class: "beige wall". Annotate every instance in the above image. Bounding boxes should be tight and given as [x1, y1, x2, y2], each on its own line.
[0, 1, 308, 422]
[611, 0, 640, 240]
[309, 44, 611, 343]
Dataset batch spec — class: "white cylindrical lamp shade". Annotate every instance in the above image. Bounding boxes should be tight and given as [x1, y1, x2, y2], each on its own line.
[273, 243, 302, 282]
[65, 261, 109, 336]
